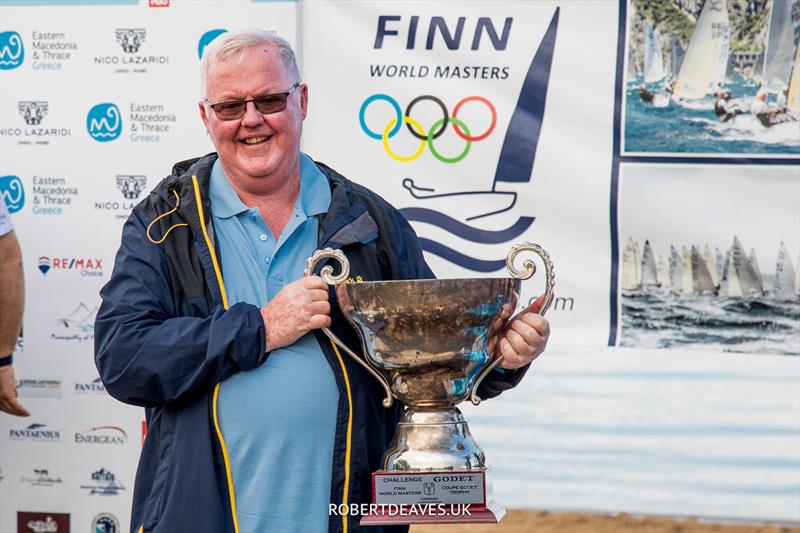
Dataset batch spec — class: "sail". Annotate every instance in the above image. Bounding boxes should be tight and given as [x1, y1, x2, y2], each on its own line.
[703, 244, 720, 286]
[726, 237, 764, 295]
[749, 248, 763, 287]
[721, 246, 741, 296]
[669, 245, 683, 290]
[672, 0, 730, 99]
[681, 246, 693, 294]
[640, 239, 659, 286]
[715, 247, 725, 278]
[787, 40, 800, 111]
[762, 0, 800, 93]
[657, 254, 670, 288]
[621, 237, 640, 290]
[774, 241, 797, 298]
[796, 255, 800, 296]
[692, 245, 717, 294]
[644, 24, 666, 83]
[671, 35, 685, 78]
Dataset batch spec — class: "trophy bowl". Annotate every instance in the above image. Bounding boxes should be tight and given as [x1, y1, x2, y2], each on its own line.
[305, 243, 554, 523]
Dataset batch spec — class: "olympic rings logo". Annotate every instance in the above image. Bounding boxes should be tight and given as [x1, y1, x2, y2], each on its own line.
[358, 94, 497, 163]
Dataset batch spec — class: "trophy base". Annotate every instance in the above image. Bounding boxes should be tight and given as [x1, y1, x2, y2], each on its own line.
[359, 500, 506, 526]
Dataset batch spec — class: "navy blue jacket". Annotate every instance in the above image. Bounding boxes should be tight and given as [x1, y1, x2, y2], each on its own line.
[95, 154, 528, 533]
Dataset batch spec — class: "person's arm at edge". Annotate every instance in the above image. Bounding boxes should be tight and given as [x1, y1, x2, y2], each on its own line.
[0, 228, 29, 416]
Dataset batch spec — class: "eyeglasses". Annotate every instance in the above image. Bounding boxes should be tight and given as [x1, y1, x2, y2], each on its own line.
[204, 83, 300, 121]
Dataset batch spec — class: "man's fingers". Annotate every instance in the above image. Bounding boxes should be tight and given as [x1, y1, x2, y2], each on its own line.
[519, 312, 550, 338]
[505, 329, 530, 356]
[509, 319, 539, 346]
[309, 300, 331, 316]
[308, 288, 330, 302]
[309, 314, 332, 330]
[303, 276, 328, 290]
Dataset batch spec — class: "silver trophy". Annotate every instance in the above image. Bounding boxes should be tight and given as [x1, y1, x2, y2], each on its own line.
[305, 243, 554, 525]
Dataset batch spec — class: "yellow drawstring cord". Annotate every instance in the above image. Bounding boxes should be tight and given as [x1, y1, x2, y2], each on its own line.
[146, 189, 189, 244]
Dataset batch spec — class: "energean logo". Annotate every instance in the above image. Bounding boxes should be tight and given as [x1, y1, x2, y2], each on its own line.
[74, 426, 127, 445]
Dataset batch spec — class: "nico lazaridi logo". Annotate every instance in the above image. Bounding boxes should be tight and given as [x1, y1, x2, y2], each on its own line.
[87, 103, 122, 141]
[0, 31, 24, 69]
[0, 175, 24, 213]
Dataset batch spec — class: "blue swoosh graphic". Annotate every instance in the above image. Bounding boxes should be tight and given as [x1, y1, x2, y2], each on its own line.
[418, 239, 507, 272]
[494, 7, 559, 185]
[400, 207, 534, 243]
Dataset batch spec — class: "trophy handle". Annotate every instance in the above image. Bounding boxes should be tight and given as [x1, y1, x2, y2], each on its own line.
[469, 242, 555, 406]
[304, 248, 394, 408]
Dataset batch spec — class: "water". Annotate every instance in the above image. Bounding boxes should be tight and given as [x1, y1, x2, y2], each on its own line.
[624, 76, 800, 155]
[620, 288, 800, 355]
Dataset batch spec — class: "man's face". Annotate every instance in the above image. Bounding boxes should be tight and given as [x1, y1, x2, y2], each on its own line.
[199, 46, 307, 190]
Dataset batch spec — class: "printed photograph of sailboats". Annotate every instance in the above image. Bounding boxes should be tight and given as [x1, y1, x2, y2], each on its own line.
[617, 164, 800, 354]
[624, 0, 800, 155]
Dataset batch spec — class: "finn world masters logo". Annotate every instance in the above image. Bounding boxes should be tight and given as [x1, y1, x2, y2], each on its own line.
[0, 175, 24, 213]
[0, 31, 24, 70]
[87, 103, 122, 142]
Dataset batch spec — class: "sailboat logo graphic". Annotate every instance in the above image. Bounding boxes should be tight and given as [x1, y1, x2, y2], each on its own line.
[0, 31, 24, 70]
[87, 103, 122, 142]
[398, 9, 560, 272]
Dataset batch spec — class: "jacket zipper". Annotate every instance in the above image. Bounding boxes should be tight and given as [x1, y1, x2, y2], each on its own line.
[330, 340, 354, 533]
[191, 175, 239, 533]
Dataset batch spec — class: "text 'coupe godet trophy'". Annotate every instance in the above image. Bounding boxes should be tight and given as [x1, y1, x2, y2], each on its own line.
[305, 243, 554, 525]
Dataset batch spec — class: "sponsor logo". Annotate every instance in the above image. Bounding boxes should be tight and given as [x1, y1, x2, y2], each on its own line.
[75, 426, 128, 445]
[9, 423, 60, 442]
[116, 28, 145, 53]
[374, 16, 512, 50]
[359, 94, 496, 163]
[21, 468, 63, 487]
[75, 377, 107, 395]
[52, 302, 96, 342]
[80, 468, 125, 496]
[17, 512, 70, 533]
[94, 29, 168, 73]
[0, 175, 24, 213]
[0, 31, 24, 69]
[91, 513, 119, 533]
[0, 101, 71, 145]
[149, 0, 170, 6]
[130, 103, 176, 142]
[198, 29, 227, 59]
[423, 482, 435, 495]
[87, 103, 122, 142]
[18, 101, 47, 125]
[37, 257, 103, 277]
[116, 174, 146, 199]
[30, 175, 79, 216]
[30, 31, 77, 70]
[17, 379, 63, 399]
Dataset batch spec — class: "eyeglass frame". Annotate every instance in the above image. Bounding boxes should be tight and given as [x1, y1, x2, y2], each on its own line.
[203, 82, 301, 121]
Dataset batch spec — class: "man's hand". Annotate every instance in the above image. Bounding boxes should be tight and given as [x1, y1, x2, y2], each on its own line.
[0, 366, 30, 417]
[260, 276, 331, 351]
[498, 294, 550, 370]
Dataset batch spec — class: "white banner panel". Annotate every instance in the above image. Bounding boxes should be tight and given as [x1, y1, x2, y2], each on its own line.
[301, 0, 620, 347]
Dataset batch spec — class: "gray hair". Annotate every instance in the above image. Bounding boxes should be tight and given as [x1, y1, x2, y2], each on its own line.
[200, 29, 301, 97]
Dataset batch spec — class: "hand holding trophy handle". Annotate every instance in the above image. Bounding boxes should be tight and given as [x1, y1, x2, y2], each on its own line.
[304, 248, 394, 407]
[469, 242, 555, 406]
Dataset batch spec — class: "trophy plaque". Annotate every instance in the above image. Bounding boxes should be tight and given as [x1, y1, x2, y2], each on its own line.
[305, 243, 554, 525]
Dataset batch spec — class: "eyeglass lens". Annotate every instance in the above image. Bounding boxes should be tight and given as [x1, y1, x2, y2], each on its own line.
[211, 85, 297, 120]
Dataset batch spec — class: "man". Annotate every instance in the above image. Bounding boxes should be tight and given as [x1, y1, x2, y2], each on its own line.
[95, 30, 549, 533]
[714, 89, 743, 122]
[0, 197, 28, 417]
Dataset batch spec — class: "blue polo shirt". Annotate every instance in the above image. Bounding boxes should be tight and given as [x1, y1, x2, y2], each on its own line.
[213, 154, 338, 533]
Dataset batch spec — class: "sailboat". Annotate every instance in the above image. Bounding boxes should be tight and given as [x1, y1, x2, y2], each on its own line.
[703, 244, 720, 286]
[691, 245, 717, 294]
[681, 245, 693, 294]
[622, 237, 642, 290]
[774, 241, 797, 299]
[640, 239, 659, 286]
[671, 35, 685, 80]
[787, 40, 800, 113]
[672, 0, 730, 101]
[715, 247, 725, 279]
[657, 254, 670, 289]
[669, 245, 683, 291]
[643, 24, 671, 107]
[720, 236, 764, 297]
